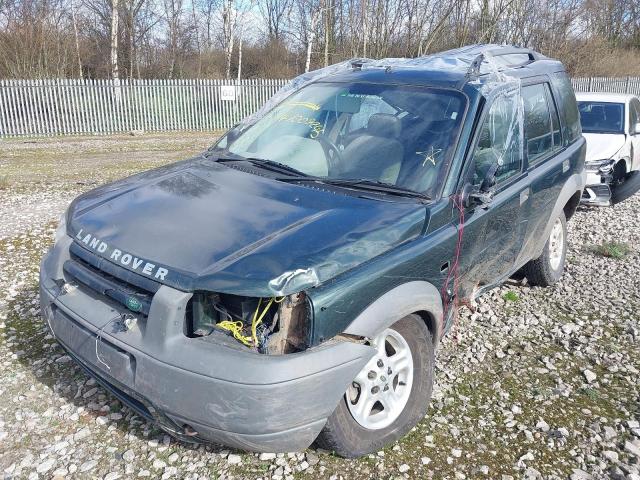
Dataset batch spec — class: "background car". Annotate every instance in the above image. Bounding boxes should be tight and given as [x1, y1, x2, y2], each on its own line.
[576, 92, 640, 205]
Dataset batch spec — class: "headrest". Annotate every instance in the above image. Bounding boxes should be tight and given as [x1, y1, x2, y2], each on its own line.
[367, 113, 401, 139]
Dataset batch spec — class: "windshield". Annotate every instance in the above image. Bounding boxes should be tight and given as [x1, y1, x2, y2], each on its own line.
[218, 82, 467, 198]
[578, 101, 625, 134]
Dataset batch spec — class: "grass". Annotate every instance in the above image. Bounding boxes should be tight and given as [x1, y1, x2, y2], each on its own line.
[590, 241, 631, 260]
[502, 290, 520, 302]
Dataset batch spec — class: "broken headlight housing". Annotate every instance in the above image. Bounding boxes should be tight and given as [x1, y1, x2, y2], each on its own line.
[585, 159, 615, 174]
[187, 292, 311, 354]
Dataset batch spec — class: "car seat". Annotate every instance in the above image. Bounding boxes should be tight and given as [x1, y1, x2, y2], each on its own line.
[473, 124, 501, 185]
[336, 113, 404, 184]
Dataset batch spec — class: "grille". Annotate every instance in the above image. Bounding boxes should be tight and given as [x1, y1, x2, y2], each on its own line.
[63, 242, 160, 316]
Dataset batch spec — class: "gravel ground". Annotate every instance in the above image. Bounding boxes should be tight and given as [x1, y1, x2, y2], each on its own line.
[0, 134, 639, 480]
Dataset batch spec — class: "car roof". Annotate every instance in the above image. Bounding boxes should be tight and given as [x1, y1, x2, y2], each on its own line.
[575, 92, 637, 104]
[315, 44, 566, 94]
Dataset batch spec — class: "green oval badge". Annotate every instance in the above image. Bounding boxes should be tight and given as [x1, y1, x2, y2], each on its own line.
[125, 296, 143, 313]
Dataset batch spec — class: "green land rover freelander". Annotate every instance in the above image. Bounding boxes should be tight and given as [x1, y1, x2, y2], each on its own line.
[40, 44, 586, 457]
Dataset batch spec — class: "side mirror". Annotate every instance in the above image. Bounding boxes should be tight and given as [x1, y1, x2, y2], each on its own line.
[463, 161, 498, 209]
[632, 122, 640, 136]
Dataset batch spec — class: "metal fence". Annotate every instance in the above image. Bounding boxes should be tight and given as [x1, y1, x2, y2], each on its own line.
[571, 77, 640, 96]
[1, 76, 639, 138]
[0, 78, 287, 138]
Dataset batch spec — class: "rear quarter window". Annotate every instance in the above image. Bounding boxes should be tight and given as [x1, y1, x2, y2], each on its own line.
[550, 72, 581, 144]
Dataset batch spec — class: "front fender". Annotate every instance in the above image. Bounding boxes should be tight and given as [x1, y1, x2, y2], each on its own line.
[343, 281, 443, 344]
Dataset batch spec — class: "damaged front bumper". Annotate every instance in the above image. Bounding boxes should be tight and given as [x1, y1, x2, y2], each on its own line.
[40, 238, 375, 452]
[580, 166, 613, 206]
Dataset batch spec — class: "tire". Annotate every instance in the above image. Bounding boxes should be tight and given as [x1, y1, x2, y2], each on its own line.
[315, 314, 434, 458]
[524, 211, 567, 287]
[611, 170, 640, 205]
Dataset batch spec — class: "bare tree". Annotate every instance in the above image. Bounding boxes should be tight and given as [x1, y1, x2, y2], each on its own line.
[110, 0, 119, 79]
[259, 0, 293, 39]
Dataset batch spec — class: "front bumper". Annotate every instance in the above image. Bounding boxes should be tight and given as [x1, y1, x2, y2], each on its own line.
[40, 237, 374, 452]
[581, 171, 612, 206]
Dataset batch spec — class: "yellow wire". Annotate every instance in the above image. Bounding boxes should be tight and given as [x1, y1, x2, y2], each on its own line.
[219, 297, 286, 348]
[252, 298, 271, 346]
[217, 320, 252, 346]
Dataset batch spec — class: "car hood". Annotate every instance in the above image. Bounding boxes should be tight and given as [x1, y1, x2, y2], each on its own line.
[583, 133, 626, 162]
[67, 157, 427, 297]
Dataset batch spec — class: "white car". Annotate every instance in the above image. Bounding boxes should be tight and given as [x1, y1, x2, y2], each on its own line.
[576, 92, 640, 206]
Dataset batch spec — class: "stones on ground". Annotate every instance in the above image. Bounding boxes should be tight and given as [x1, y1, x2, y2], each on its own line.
[583, 369, 597, 384]
[227, 454, 242, 465]
[624, 441, 640, 458]
[536, 419, 550, 432]
[398, 464, 410, 473]
[36, 458, 55, 474]
[79, 460, 98, 473]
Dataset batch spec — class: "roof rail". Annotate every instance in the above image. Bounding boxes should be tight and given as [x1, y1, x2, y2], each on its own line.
[465, 46, 540, 79]
[350, 58, 371, 70]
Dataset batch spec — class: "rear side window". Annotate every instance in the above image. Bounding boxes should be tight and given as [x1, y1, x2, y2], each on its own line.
[522, 83, 563, 165]
[522, 84, 553, 163]
[550, 72, 581, 144]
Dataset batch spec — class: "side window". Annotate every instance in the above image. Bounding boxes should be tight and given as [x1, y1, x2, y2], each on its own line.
[550, 72, 581, 144]
[522, 83, 554, 164]
[472, 90, 522, 186]
[630, 99, 640, 129]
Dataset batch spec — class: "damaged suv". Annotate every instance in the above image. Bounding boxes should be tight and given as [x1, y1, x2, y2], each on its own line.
[40, 45, 585, 458]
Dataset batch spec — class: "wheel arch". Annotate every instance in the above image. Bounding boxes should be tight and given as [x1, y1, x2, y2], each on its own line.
[532, 172, 585, 258]
[563, 190, 581, 221]
[614, 157, 629, 181]
[343, 280, 443, 346]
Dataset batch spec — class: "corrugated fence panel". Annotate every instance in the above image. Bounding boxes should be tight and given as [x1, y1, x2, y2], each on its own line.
[6, 76, 640, 138]
[0, 78, 287, 138]
[572, 77, 640, 96]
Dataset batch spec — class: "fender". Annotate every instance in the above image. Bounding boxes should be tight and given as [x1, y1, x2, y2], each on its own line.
[343, 280, 443, 345]
[532, 171, 585, 259]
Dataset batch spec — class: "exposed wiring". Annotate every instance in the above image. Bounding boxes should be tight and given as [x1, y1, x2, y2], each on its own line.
[215, 296, 285, 348]
[216, 320, 253, 346]
[440, 193, 466, 334]
[95, 314, 124, 371]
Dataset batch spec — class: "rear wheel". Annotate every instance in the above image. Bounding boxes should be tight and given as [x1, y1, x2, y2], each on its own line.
[524, 211, 567, 287]
[315, 314, 434, 458]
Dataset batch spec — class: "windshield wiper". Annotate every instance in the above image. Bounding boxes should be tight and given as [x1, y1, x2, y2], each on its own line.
[214, 155, 310, 178]
[281, 177, 431, 201]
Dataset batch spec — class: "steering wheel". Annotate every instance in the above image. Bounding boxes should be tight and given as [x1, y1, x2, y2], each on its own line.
[315, 135, 343, 174]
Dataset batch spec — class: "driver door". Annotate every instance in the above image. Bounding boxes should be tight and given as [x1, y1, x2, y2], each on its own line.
[456, 89, 531, 299]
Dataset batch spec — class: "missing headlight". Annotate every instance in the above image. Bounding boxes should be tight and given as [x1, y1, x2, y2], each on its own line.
[187, 292, 310, 354]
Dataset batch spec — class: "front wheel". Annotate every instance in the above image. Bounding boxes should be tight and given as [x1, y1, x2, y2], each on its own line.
[315, 314, 434, 458]
[524, 211, 567, 287]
